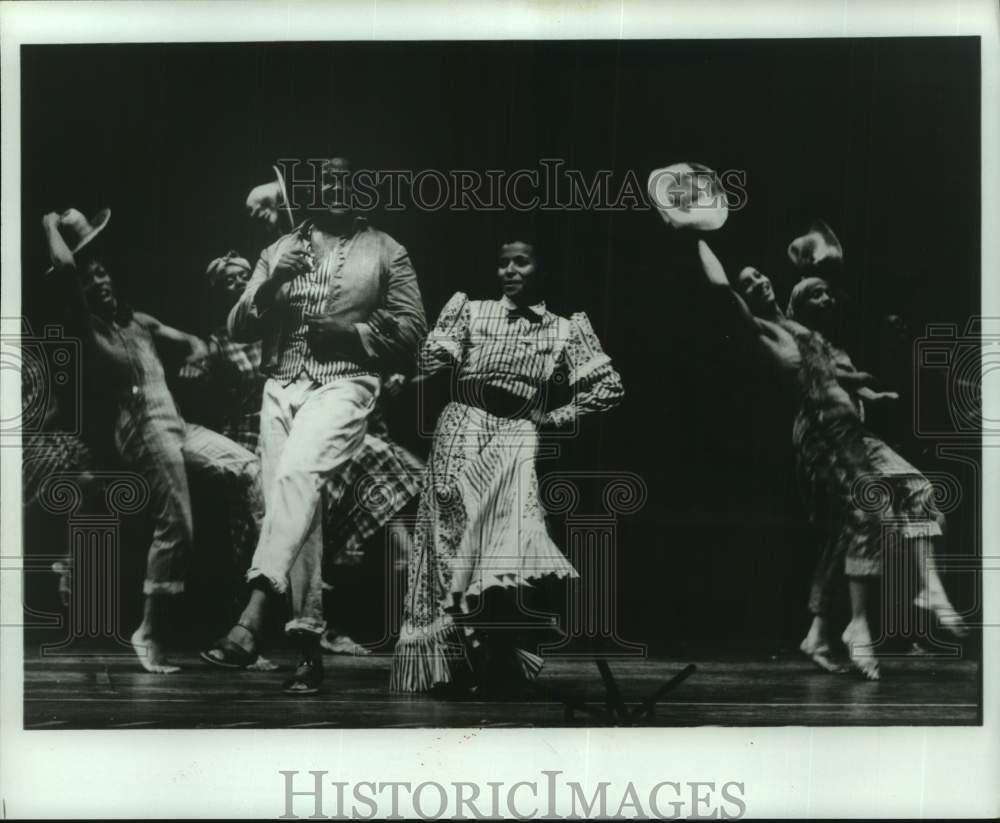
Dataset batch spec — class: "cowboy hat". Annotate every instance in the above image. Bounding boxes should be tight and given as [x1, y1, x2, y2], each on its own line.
[45, 207, 110, 274]
[272, 164, 295, 229]
[787, 219, 843, 270]
[245, 166, 296, 231]
[647, 162, 728, 231]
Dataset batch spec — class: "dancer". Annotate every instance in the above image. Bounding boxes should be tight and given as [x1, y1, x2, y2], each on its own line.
[42, 207, 264, 673]
[391, 232, 624, 694]
[784, 276, 967, 669]
[201, 156, 427, 694]
[699, 240, 964, 680]
[247, 169, 426, 657]
[193, 247, 424, 667]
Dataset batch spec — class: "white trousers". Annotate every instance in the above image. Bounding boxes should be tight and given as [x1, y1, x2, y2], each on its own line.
[247, 373, 379, 634]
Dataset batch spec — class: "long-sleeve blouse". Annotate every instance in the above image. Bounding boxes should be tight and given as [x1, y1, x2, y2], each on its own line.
[419, 291, 623, 428]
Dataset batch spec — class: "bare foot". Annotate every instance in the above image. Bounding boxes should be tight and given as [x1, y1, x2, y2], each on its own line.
[246, 655, 279, 672]
[841, 620, 880, 681]
[799, 637, 849, 673]
[320, 632, 371, 656]
[915, 589, 969, 638]
[51, 561, 71, 607]
[130, 628, 180, 674]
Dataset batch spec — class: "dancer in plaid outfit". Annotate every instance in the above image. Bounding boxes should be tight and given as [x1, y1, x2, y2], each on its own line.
[42, 207, 264, 673]
[696, 238, 965, 680]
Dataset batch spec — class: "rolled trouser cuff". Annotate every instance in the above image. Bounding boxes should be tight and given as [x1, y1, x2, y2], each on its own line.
[246, 567, 287, 595]
[285, 617, 326, 636]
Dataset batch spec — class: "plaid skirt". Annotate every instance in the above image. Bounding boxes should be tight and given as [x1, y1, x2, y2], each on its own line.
[794, 403, 943, 581]
[390, 401, 578, 692]
[22, 431, 95, 508]
[221, 413, 424, 568]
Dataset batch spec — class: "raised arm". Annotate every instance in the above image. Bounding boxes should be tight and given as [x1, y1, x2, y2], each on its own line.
[697, 239, 762, 342]
[41, 212, 100, 348]
[228, 235, 310, 343]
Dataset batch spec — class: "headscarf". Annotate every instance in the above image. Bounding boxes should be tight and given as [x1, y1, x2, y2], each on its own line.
[205, 250, 251, 286]
[786, 276, 829, 321]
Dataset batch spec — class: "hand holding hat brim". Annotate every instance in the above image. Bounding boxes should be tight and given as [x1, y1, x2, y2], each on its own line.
[44, 207, 111, 275]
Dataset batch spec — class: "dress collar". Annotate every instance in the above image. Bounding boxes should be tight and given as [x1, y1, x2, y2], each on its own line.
[500, 295, 549, 320]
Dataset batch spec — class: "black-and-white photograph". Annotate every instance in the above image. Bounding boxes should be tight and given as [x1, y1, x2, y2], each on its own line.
[2, 1, 998, 818]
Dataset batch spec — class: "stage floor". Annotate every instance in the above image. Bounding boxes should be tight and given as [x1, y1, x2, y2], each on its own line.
[23, 649, 980, 728]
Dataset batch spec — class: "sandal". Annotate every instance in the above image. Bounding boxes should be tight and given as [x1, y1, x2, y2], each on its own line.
[199, 624, 258, 669]
[282, 656, 324, 695]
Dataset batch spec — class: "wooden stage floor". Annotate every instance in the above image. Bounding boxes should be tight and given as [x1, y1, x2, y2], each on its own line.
[23, 649, 980, 728]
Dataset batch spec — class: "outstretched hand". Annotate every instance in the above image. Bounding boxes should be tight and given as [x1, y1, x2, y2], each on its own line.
[857, 387, 900, 403]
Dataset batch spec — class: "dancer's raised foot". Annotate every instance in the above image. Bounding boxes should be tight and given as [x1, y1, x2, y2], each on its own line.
[320, 631, 371, 656]
[841, 619, 880, 681]
[914, 589, 969, 638]
[130, 627, 180, 674]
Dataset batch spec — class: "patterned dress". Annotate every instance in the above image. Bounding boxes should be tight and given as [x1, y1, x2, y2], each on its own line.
[390, 292, 624, 692]
[789, 326, 944, 615]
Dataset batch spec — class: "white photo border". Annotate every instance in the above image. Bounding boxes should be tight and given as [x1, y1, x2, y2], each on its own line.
[1, 0, 997, 818]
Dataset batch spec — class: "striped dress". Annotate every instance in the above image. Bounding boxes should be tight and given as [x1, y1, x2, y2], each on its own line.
[391, 292, 624, 692]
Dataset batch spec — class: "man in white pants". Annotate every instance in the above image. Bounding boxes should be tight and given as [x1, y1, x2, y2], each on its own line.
[201, 157, 426, 693]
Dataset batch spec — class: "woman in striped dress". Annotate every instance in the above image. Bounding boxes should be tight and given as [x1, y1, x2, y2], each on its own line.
[391, 237, 624, 694]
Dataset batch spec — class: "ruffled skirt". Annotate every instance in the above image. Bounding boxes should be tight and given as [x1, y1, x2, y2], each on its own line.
[390, 402, 577, 692]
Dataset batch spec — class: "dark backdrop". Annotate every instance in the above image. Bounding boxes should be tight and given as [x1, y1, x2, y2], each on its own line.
[20, 38, 981, 656]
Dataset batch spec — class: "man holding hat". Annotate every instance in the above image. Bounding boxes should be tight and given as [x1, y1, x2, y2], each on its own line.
[42, 207, 265, 674]
[202, 156, 427, 693]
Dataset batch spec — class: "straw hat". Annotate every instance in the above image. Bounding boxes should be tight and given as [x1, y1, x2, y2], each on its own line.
[647, 162, 728, 231]
[45, 207, 110, 273]
[787, 219, 843, 270]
